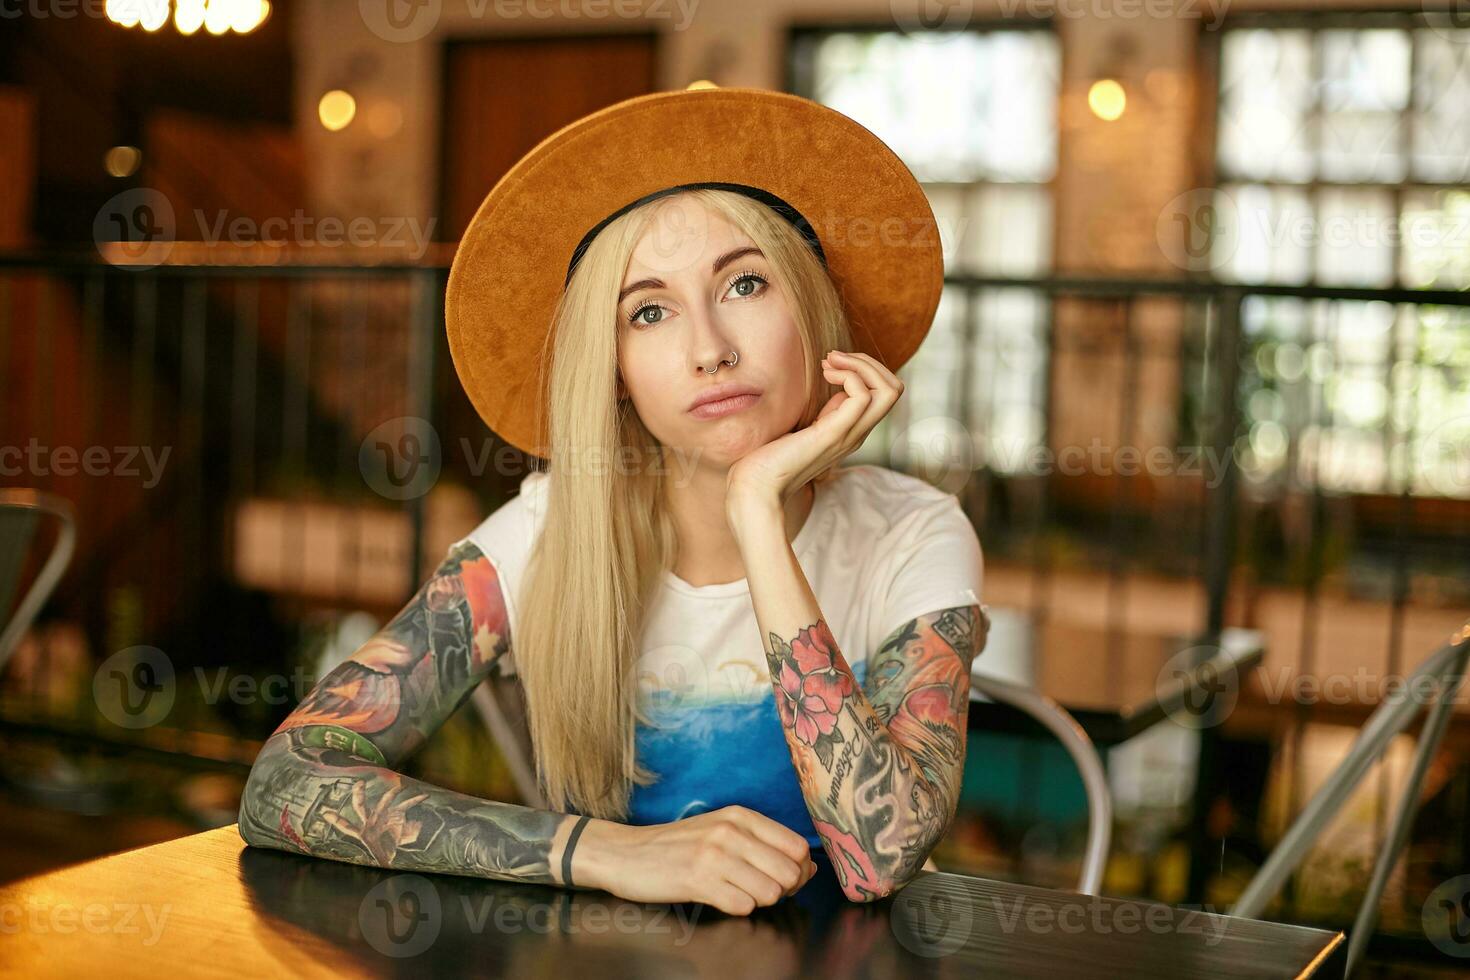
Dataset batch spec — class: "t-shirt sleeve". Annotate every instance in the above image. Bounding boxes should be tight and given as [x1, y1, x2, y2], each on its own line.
[871, 493, 986, 647]
[446, 471, 550, 678]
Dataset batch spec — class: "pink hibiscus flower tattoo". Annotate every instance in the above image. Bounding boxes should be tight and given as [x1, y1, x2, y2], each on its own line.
[775, 621, 856, 746]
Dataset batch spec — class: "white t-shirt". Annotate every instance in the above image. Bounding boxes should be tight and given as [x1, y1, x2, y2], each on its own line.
[449, 463, 986, 847]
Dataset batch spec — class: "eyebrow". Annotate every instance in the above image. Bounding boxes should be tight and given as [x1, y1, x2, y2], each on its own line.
[618, 245, 765, 304]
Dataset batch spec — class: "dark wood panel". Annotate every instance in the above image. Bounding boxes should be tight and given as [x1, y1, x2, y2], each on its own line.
[438, 33, 659, 242]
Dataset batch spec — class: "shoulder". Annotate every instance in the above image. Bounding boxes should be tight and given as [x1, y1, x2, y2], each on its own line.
[449, 470, 551, 561]
[823, 463, 966, 537]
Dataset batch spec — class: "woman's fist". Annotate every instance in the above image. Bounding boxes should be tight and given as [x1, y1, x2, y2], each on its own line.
[577, 806, 819, 916]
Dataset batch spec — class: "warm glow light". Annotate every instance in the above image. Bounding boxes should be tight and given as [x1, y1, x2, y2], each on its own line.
[366, 101, 404, 139]
[204, 0, 232, 34]
[231, 0, 270, 32]
[107, 0, 269, 34]
[686, 80, 719, 91]
[319, 90, 357, 132]
[174, 0, 205, 33]
[140, 0, 169, 30]
[106, 0, 142, 27]
[1088, 79, 1126, 121]
[104, 146, 143, 178]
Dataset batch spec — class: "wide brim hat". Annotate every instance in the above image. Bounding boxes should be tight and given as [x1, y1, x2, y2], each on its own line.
[444, 84, 944, 459]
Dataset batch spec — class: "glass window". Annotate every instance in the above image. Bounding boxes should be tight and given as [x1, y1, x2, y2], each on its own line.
[790, 27, 1059, 477]
[1211, 16, 1470, 499]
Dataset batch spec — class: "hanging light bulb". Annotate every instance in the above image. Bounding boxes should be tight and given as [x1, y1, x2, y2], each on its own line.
[109, 0, 269, 35]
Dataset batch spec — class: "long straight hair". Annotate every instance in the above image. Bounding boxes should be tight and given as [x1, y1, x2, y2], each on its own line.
[515, 188, 854, 820]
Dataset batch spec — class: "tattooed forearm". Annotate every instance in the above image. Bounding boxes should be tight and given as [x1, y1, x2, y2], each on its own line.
[270, 541, 510, 762]
[239, 728, 574, 883]
[237, 540, 585, 886]
[766, 606, 985, 902]
[732, 495, 988, 902]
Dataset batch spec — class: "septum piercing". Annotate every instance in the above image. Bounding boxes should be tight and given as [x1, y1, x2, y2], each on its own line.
[703, 351, 739, 375]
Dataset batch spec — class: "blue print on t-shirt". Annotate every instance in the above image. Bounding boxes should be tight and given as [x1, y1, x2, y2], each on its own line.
[627, 661, 866, 850]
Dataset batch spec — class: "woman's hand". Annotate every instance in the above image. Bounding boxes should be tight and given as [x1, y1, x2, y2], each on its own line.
[725, 350, 904, 515]
[578, 806, 819, 915]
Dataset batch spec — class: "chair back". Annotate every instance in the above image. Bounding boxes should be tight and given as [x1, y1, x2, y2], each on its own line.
[0, 489, 77, 673]
[1231, 619, 1470, 977]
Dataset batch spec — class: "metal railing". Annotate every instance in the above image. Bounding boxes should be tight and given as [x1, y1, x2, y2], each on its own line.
[1, 251, 1467, 942]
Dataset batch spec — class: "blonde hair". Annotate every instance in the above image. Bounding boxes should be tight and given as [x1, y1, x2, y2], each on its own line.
[515, 188, 854, 820]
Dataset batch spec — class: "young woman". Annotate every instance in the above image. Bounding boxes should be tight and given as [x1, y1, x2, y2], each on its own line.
[238, 87, 990, 916]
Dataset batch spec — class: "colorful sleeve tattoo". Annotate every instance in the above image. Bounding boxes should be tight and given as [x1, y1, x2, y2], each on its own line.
[237, 541, 585, 886]
[766, 605, 985, 901]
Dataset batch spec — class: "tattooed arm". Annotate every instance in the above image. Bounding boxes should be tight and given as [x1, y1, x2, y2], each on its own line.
[730, 498, 987, 902]
[237, 541, 606, 889]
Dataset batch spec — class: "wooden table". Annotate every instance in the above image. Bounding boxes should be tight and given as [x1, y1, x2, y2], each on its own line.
[0, 826, 1345, 979]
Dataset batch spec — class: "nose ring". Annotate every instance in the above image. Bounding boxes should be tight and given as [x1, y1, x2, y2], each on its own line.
[703, 351, 739, 375]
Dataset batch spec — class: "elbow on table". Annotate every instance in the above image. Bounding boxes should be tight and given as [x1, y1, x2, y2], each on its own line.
[235, 770, 269, 848]
[840, 873, 910, 904]
[236, 741, 288, 850]
[836, 845, 940, 903]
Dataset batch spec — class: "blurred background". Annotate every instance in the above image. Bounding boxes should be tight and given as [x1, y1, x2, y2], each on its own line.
[0, 0, 1467, 973]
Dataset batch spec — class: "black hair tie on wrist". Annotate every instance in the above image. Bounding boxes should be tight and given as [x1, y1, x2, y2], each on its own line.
[562, 814, 592, 888]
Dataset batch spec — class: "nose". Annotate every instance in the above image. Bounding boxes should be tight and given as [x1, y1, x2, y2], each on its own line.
[682, 301, 740, 379]
[697, 350, 738, 375]
[688, 303, 740, 377]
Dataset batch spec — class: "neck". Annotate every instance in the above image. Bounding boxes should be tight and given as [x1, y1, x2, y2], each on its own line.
[664, 466, 816, 588]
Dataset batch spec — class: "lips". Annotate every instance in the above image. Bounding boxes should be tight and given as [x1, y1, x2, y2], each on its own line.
[687, 383, 762, 413]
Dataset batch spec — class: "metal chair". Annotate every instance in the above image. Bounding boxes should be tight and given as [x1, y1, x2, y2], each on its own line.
[968, 670, 1114, 895]
[0, 489, 77, 674]
[1231, 618, 1470, 977]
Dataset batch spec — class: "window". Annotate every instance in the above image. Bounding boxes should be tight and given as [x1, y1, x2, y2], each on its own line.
[1207, 14, 1470, 498]
[790, 26, 1060, 479]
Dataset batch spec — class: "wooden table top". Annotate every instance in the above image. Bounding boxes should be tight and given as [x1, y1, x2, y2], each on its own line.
[0, 825, 1345, 979]
[971, 614, 1266, 744]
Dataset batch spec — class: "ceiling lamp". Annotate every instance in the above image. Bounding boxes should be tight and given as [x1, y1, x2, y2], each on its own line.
[105, 0, 272, 36]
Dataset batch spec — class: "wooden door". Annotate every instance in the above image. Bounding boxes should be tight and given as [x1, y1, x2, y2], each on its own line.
[438, 33, 660, 242]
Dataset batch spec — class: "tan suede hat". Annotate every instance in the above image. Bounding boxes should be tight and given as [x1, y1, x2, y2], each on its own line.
[444, 83, 944, 458]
